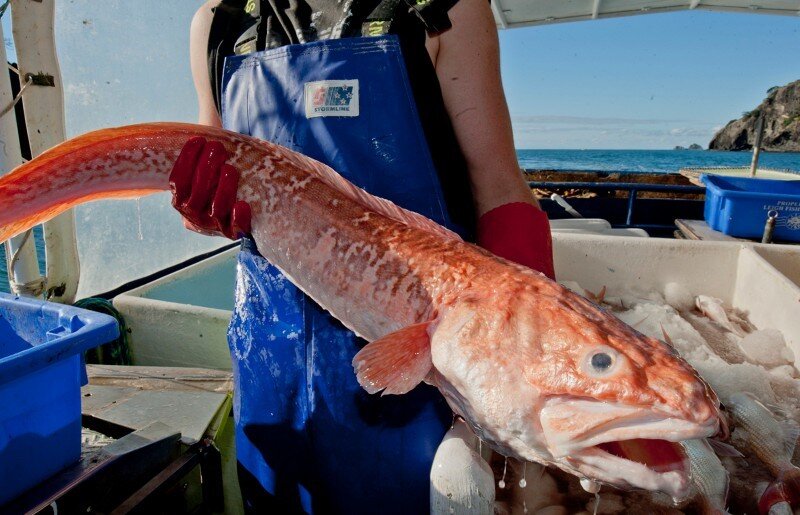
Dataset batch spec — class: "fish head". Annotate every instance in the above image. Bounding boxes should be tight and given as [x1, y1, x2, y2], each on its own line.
[431, 278, 723, 501]
[528, 286, 723, 499]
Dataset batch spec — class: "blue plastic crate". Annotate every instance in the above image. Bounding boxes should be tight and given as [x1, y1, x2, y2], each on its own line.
[0, 293, 119, 506]
[703, 175, 800, 241]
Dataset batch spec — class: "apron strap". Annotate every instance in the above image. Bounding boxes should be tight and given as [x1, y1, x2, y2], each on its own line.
[208, 0, 260, 113]
[361, 0, 460, 37]
[406, 0, 460, 35]
[361, 0, 403, 37]
[231, 0, 266, 56]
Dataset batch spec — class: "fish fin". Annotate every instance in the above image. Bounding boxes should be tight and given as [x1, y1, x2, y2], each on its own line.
[708, 438, 744, 458]
[660, 324, 674, 347]
[595, 285, 607, 304]
[352, 321, 433, 396]
[585, 285, 606, 304]
[275, 150, 461, 242]
[767, 402, 794, 421]
[631, 314, 651, 329]
[762, 400, 800, 459]
[780, 419, 800, 459]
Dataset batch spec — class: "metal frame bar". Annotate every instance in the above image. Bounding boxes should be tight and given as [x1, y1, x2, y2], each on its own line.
[110, 439, 224, 514]
[0, 20, 44, 297]
[592, 0, 602, 19]
[496, 4, 799, 29]
[528, 181, 705, 193]
[490, 0, 509, 29]
[12, 0, 81, 303]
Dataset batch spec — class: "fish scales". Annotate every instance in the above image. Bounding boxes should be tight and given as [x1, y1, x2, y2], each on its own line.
[0, 122, 724, 500]
[0, 122, 460, 339]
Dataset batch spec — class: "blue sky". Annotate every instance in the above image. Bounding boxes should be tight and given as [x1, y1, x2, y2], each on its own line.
[500, 10, 800, 149]
[3, 3, 799, 150]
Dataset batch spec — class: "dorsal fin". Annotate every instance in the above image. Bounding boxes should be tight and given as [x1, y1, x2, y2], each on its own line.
[273, 148, 462, 242]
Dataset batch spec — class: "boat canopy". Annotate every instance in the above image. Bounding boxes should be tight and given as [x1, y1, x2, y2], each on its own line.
[491, 0, 800, 29]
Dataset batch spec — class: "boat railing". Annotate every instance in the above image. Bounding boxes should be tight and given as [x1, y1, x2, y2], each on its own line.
[528, 181, 706, 232]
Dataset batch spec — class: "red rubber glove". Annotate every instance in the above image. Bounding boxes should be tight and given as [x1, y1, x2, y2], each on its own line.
[169, 136, 252, 239]
[477, 202, 556, 280]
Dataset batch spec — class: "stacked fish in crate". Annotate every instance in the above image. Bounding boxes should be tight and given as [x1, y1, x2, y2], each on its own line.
[544, 236, 800, 513]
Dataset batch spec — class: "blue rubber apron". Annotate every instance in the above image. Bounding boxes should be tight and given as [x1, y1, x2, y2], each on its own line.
[221, 35, 457, 513]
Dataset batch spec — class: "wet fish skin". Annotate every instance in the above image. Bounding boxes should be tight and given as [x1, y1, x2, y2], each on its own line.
[726, 393, 800, 514]
[0, 122, 722, 499]
[681, 439, 731, 514]
[727, 393, 798, 478]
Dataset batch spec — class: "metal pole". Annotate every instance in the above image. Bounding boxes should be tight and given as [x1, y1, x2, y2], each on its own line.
[749, 113, 765, 177]
[0, 20, 45, 297]
[12, 0, 81, 302]
[762, 210, 778, 244]
[626, 189, 638, 226]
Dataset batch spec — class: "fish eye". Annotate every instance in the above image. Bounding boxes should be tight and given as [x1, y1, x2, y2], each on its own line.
[591, 352, 613, 371]
[582, 346, 619, 377]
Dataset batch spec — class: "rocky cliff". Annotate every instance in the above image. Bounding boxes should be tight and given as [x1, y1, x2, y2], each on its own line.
[709, 80, 800, 152]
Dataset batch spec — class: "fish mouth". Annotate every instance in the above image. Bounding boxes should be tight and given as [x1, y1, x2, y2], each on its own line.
[540, 397, 719, 500]
[567, 439, 691, 500]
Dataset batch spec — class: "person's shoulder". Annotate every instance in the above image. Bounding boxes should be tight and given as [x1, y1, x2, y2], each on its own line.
[191, 0, 221, 38]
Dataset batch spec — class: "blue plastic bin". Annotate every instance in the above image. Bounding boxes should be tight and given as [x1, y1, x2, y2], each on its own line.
[703, 175, 800, 241]
[0, 293, 119, 506]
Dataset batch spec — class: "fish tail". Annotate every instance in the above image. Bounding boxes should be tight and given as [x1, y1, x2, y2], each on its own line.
[0, 122, 213, 243]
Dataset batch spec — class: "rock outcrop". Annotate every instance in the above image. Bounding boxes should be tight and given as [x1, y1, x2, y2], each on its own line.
[709, 80, 800, 152]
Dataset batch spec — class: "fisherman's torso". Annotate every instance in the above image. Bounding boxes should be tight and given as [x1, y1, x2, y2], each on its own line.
[210, 0, 471, 511]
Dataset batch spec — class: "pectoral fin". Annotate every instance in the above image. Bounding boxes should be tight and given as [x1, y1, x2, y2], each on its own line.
[708, 438, 744, 458]
[352, 321, 433, 396]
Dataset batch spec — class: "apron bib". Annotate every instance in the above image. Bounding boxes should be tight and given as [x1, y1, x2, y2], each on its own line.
[222, 35, 458, 514]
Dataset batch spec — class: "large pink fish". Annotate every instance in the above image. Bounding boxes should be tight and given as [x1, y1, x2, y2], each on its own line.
[0, 123, 723, 499]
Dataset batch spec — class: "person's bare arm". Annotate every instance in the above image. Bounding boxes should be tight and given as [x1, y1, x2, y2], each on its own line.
[175, 1, 232, 237]
[191, 0, 223, 128]
[426, 0, 537, 216]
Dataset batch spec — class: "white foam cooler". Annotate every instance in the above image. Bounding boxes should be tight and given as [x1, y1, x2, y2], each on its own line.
[552, 234, 800, 356]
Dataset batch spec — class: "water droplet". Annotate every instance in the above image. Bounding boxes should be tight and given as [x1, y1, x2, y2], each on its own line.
[449, 507, 454, 514]
[580, 478, 601, 494]
[518, 478, 527, 488]
[519, 461, 527, 488]
[593, 491, 601, 515]
[136, 198, 143, 240]
[523, 499, 528, 514]
[498, 456, 508, 489]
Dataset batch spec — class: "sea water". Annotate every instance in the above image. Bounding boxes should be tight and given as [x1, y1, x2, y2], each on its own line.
[517, 149, 800, 174]
[2, 150, 800, 293]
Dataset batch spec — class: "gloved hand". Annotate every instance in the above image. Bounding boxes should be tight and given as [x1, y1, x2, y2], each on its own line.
[169, 136, 252, 239]
[476, 202, 555, 280]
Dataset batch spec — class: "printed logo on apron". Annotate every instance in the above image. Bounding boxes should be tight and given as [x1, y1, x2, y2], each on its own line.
[304, 79, 359, 118]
